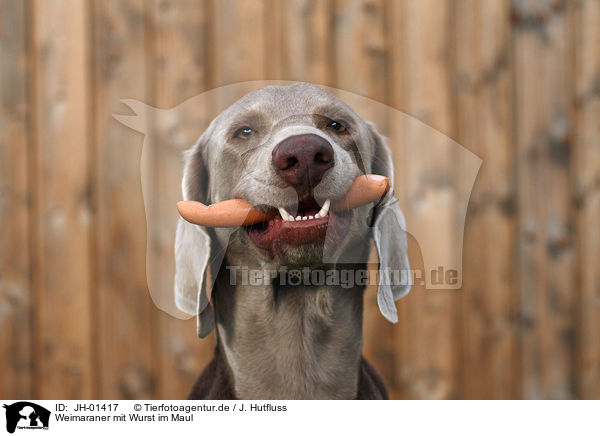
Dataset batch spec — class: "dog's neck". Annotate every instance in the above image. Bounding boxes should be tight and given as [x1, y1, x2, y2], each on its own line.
[213, 262, 366, 400]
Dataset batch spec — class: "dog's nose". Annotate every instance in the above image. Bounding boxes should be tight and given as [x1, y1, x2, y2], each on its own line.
[271, 134, 334, 188]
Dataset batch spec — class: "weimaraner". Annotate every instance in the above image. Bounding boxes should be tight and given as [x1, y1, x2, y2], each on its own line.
[175, 82, 410, 399]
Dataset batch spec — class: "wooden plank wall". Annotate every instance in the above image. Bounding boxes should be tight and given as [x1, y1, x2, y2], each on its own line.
[574, 0, 600, 400]
[149, 0, 216, 401]
[31, 0, 94, 399]
[0, 0, 598, 400]
[0, 0, 32, 399]
[455, 0, 517, 399]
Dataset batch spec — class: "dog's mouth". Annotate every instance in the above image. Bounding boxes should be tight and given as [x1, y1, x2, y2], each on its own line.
[245, 195, 351, 256]
[176, 174, 390, 262]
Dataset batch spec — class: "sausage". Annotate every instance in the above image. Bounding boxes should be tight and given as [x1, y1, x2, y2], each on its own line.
[177, 174, 391, 227]
[330, 174, 390, 211]
[176, 199, 273, 227]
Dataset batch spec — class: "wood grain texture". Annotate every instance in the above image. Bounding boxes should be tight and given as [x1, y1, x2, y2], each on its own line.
[400, 0, 458, 399]
[148, 0, 216, 399]
[454, 0, 517, 399]
[279, 0, 333, 85]
[573, 0, 600, 400]
[1, 0, 600, 400]
[384, 0, 410, 400]
[210, 0, 267, 88]
[30, 0, 94, 399]
[92, 0, 155, 399]
[0, 0, 33, 399]
[332, 0, 397, 397]
[513, 0, 576, 399]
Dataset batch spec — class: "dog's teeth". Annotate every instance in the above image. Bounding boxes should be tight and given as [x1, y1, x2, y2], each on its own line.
[278, 207, 293, 221]
[308, 215, 314, 220]
[295, 216, 302, 221]
[302, 216, 307, 221]
[315, 199, 331, 218]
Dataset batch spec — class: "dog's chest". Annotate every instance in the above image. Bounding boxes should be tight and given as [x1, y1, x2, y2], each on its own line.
[217, 285, 363, 400]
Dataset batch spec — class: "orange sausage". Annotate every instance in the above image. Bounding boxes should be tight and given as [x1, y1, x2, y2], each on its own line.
[177, 198, 273, 227]
[177, 174, 391, 227]
[330, 174, 390, 211]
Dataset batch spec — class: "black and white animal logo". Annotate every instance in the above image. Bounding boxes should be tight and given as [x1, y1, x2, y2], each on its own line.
[3, 402, 50, 434]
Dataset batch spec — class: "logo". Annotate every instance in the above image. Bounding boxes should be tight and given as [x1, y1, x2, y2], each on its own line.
[2, 402, 50, 434]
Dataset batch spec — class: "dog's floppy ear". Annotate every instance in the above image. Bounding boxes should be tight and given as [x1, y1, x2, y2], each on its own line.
[174, 133, 216, 338]
[368, 123, 411, 323]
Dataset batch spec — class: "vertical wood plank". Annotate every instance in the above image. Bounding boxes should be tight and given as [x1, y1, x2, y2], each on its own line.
[574, 0, 600, 400]
[92, 0, 155, 399]
[454, 0, 517, 399]
[264, 0, 283, 79]
[0, 0, 33, 399]
[279, 0, 333, 85]
[30, 0, 94, 399]
[210, 0, 267, 88]
[208, 0, 268, 117]
[399, 0, 458, 399]
[513, 0, 576, 399]
[332, 0, 396, 396]
[333, 0, 387, 101]
[385, 0, 411, 400]
[149, 0, 216, 400]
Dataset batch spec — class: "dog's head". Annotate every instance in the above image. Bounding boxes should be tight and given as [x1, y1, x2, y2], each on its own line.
[175, 83, 410, 336]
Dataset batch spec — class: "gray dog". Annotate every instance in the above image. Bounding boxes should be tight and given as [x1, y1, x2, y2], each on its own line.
[175, 82, 410, 399]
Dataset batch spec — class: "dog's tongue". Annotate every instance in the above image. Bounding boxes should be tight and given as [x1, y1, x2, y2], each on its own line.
[177, 174, 390, 228]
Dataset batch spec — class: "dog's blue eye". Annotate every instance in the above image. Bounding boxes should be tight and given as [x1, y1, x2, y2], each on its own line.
[234, 127, 254, 139]
[328, 120, 347, 133]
